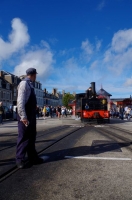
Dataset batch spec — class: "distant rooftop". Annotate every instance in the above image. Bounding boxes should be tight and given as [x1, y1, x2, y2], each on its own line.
[97, 88, 112, 97]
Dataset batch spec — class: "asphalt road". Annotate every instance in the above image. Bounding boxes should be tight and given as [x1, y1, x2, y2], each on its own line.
[0, 118, 132, 200]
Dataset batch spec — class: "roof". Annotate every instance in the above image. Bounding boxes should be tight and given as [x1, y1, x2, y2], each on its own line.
[68, 99, 76, 106]
[0, 76, 11, 84]
[2, 70, 18, 77]
[97, 88, 112, 97]
[111, 98, 131, 102]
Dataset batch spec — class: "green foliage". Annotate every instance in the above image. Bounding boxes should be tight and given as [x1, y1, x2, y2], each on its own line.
[62, 93, 75, 108]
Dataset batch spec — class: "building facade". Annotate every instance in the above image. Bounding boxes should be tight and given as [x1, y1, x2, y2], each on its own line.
[34, 81, 43, 107]
[0, 77, 12, 107]
[111, 98, 132, 108]
[43, 89, 59, 107]
[0, 70, 68, 109]
[0, 71, 21, 106]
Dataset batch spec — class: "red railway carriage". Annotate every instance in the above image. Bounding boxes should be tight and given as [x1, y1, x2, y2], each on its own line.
[75, 82, 110, 123]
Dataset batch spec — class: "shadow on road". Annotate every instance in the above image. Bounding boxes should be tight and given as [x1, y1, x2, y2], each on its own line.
[40, 141, 132, 163]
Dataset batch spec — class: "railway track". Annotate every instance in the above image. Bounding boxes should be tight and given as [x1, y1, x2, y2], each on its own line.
[1, 122, 131, 183]
[96, 125, 132, 152]
[0, 126, 84, 183]
[0, 125, 68, 152]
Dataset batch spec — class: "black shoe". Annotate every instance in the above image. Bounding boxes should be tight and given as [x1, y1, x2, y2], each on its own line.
[30, 157, 44, 165]
[16, 161, 24, 169]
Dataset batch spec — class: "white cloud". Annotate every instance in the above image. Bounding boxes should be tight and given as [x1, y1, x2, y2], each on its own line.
[48, 38, 58, 45]
[49, 28, 132, 96]
[96, 39, 102, 51]
[96, 0, 105, 11]
[90, 60, 99, 69]
[0, 18, 29, 61]
[111, 29, 132, 53]
[80, 39, 94, 62]
[103, 29, 132, 74]
[81, 39, 93, 55]
[0, 18, 54, 82]
[124, 77, 132, 86]
[41, 40, 50, 50]
[1, 18, 132, 98]
[14, 44, 54, 80]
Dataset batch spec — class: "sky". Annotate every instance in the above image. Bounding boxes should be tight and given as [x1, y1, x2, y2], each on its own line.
[0, 0, 132, 97]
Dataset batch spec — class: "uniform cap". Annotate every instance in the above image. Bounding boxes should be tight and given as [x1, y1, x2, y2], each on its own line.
[26, 68, 38, 75]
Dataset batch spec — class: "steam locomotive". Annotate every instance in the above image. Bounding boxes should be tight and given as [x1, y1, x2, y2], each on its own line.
[75, 82, 110, 123]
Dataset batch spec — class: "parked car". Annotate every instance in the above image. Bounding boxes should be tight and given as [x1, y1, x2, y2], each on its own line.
[2, 106, 13, 119]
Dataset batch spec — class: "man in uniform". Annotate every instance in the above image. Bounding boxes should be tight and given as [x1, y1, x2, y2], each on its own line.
[16, 68, 43, 168]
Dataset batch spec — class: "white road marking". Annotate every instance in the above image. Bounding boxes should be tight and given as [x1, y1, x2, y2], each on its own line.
[70, 126, 84, 127]
[65, 156, 132, 161]
[94, 125, 109, 127]
[40, 156, 49, 161]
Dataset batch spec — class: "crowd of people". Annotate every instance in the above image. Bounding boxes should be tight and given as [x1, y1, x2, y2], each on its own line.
[36, 106, 73, 120]
[110, 106, 132, 120]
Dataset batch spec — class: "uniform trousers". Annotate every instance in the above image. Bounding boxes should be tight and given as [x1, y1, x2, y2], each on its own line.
[16, 118, 37, 162]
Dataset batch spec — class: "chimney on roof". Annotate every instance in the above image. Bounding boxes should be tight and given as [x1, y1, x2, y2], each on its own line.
[0, 71, 4, 78]
[73, 92, 76, 96]
[62, 90, 65, 96]
[44, 88, 46, 93]
[52, 88, 57, 96]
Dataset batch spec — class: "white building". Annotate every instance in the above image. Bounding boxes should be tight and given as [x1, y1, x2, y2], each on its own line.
[34, 81, 43, 107]
[43, 89, 59, 107]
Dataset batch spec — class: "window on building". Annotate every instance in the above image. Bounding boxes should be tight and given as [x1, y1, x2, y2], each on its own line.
[3, 92, 5, 99]
[15, 77, 18, 84]
[6, 83, 10, 89]
[1, 91, 3, 99]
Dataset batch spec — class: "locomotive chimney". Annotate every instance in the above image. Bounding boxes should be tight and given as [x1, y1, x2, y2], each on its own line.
[91, 82, 96, 95]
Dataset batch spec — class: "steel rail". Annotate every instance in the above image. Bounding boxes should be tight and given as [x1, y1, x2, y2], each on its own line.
[0, 125, 68, 152]
[96, 127, 132, 152]
[0, 126, 84, 183]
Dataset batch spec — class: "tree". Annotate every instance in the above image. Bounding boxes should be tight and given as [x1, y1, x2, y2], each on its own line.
[62, 93, 75, 108]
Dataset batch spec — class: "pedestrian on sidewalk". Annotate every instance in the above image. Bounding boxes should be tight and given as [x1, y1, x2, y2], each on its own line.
[126, 107, 131, 120]
[119, 106, 124, 120]
[61, 106, 65, 118]
[53, 107, 56, 118]
[43, 106, 47, 119]
[49, 106, 53, 118]
[0, 102, 4, 125]
[16, 68, 44, 169]
[46, 106, 50, 117]
[57, 106, 61, 119]
[36, 106, 39, 119]
[64, 107, 67, 117]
